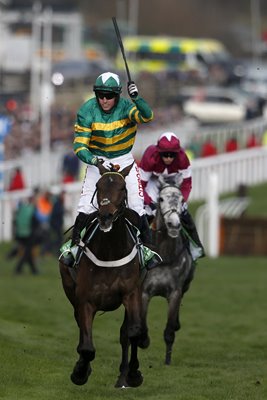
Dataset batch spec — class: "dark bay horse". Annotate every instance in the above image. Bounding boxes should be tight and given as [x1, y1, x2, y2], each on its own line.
[59, 162, 148, 387]
[141, 173, 195, 365]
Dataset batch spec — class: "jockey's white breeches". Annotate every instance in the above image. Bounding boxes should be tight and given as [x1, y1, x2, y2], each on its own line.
[145, 176, 162, 204]
[143, 176, 162, 216]
[77, 153, 145, 216]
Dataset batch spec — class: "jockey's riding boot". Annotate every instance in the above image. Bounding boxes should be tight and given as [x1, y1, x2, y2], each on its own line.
[181, 210, 205, 259]
[71, 212, 89, 246]
[140, 215, 162, 269]
[61, 212, 89, 267]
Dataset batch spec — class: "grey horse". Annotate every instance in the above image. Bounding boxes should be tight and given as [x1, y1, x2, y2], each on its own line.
[141, 173, 195, 365]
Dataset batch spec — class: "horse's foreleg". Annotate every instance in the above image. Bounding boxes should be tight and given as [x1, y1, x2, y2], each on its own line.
[164, 291, 182, 365]
[115, 312, 130, 388]
[77, 302, 95, 358]
[124, 289, 142, 339]
[127, 337, 143, 387]
[71, 302, 95, 385]
[122, 290, 144, 388]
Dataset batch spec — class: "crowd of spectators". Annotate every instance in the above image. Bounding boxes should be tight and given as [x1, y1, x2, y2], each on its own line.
[2, 98, 76, 160]
[1, 96, 184, 161]
[2, 95, 267, 165]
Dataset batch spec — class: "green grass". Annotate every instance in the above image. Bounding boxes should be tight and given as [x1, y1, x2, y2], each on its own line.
[0, 243, 266, 400]
[246, 183, 267, 216]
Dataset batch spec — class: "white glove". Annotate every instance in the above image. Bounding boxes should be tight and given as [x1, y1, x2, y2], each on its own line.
[144, 204, 156, 216]
[181, 201, 188, 213]
[127, 82, 138, 99]
[91, 156, 98, 166]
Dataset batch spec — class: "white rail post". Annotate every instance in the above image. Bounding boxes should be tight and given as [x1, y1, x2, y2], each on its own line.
[207, 172, 220, 258]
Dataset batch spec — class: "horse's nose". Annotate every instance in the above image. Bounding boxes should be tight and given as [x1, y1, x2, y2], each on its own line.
[167, 221, 178, 229]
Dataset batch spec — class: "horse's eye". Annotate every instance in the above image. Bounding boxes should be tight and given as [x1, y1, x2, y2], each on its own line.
[159, 197, 163, 202]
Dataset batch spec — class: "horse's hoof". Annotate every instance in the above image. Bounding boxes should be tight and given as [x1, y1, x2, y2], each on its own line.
[165, 354, 172, 365]
[70, 368, 91, 385]
[70, 360, 92, 385]
[114, 376, 129, 388]
[126, 370, 143, 387]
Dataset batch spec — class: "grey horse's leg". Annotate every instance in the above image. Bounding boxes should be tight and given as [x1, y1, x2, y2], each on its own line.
[164, 291, 182, 365]
[140, 292, 151, 349]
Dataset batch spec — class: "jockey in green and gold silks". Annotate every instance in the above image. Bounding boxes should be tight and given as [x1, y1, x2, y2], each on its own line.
[73, 94, 153, 165]
[60, 72, 162, 270]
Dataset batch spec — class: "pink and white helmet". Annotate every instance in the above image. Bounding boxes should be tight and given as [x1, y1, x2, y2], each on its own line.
[157, 132, 180, 152]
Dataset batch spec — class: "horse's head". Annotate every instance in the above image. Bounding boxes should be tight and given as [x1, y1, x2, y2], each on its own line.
[96, 162, 133, 232]
[157, 173, 184, 238]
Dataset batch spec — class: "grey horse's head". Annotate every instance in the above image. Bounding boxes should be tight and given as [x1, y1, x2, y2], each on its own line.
[157, 173, 184, 238]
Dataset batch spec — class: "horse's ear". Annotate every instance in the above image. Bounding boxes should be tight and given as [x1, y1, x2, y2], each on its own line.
[158, 175, 166, 188]
[120, 162, 134, 178]
[97, 160, 109, 175]
[174, 172, 183, 187]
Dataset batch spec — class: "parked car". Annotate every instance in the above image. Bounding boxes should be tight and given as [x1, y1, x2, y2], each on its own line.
[176, 85, 265, 125]
[240, 63, 267, 99]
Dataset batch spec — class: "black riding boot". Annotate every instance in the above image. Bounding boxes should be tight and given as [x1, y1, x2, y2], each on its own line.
[71, 212, 89, 246]
[140, 215, 162, 269]
[181, 210, 205, 258]
[61, 212, 89, 267]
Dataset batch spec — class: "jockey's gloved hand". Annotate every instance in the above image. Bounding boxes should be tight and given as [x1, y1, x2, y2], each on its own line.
[181, 200, 188, 213]
[128, 81, 139, 99]
[91, 156, 105, 166]
[149, 202, 157, 211]
[91, 156, 99, 166]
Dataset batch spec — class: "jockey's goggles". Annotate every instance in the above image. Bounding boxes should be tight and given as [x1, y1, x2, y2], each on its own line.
[160, 152, 176, 159]
[97, 92, 117, 100]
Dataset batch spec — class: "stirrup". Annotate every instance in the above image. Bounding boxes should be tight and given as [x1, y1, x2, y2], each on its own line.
[59, 248, 75, 266]
[189, 242, 205, 261]
[143, 246, 162, 270]
[59, 242, 80, 267]
[146, 253, 162, 270]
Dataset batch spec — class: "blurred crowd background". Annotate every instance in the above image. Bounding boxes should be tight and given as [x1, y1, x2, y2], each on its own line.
[1, 0, 267, 266]
[1, 0, 267, 161]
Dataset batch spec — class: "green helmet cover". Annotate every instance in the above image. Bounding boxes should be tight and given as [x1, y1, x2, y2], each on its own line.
[93, 72, 122, 94]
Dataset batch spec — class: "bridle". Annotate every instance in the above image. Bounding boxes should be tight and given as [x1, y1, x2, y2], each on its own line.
[90, 171, 128, 221]
[158, 185, 182, 217]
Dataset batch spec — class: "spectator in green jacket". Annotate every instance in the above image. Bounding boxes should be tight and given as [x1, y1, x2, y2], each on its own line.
[13, 196, 40, 275]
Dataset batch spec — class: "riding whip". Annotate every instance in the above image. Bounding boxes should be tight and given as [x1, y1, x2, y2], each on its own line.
[112, 17, 132, 83]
